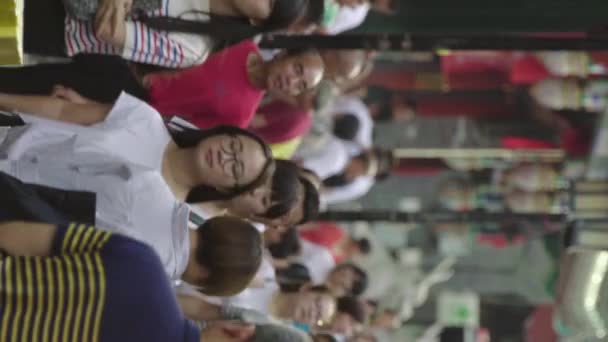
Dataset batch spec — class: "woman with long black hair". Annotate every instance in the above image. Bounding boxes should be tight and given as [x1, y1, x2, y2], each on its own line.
[0, 90, 287, 291]
[23, 0, 324, 67]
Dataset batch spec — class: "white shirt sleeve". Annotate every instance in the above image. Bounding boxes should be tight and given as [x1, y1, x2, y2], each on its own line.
[326, 4, 370, 34]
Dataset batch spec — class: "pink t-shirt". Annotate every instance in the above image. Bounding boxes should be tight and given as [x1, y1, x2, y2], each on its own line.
[147, 41, 264, 129]
[249, 101, 312, 144]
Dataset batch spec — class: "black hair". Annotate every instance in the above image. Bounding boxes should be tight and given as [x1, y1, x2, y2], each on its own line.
[298, 175, 320, 224]
[304, 0, 325, 26]
[264, 160, 301, 219]
[322, 173, 349, 188]
[333, 113, 361, 141]
[268, 226, 301, 259]
[336, 296, 367, 324]
[262, 0, 314, 31]
[169, 126, 275, 203]
[332, 263, 368, 296]
[141, 0, 322, 47]
[354, 237, 372, 255]
[277, 263, 312, 293]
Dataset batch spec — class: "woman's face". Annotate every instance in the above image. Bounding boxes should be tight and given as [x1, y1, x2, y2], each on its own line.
[266, 52, 324, 100]
[327, 267, 358, 297]
[196, 134, 268, 191]
[229, 185, 273, 218]
[287, 292, 336, 327]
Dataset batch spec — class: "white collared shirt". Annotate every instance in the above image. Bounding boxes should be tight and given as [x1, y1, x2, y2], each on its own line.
[0, 93, 191, 279]
[297, 136, 349, 180]
[322, 176, 375, 206]
[326, 4, 370, 34]
[297, 240, 336, 285]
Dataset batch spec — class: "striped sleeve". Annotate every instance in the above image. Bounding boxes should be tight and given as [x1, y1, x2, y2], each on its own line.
[53, 223, 113, 256]
[0, 223, 110, 342]
[64, 18, 120, 57]
[122, 21, 210, 68]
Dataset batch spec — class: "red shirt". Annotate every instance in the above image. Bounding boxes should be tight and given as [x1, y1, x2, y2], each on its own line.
[147, 41, 264, 128]
[300, 222, 346, 263]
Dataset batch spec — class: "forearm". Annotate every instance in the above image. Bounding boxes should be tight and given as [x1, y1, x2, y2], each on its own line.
[0, 93, 111, 125]
[0, 93, 65, 118]
[178, 294, 223, 322]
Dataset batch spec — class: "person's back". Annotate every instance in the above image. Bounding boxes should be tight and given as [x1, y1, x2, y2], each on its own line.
[0, 222, 199, 342]
[147, 40, 264, 129]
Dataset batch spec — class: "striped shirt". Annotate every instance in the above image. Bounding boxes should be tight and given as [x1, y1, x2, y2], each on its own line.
[0, 223, 200, 342]
[65, 0, 212, 68]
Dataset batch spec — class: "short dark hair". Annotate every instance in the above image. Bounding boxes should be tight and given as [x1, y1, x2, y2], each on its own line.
[195, 216, 263, 296]
[336, 296, 367, 324]
[354, 238, 372, 255]
[298, 175, 320, 224]
[333, 113, 360, 141]
[262, 0, 311, 31]
[304, 0, 325, 26]
[268, 226, 301, 259]
[333, 263, 368, 296]
[170, 126, 275, 203]
[264, 160, 301, 219]
[277, 263, 312, 293]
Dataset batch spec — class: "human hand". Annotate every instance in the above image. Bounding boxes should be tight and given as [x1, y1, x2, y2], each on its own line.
[95, 0, 131, 48]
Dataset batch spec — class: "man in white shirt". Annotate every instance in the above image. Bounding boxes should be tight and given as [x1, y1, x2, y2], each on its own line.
[328, 96, 374, 155]
[321, 148, 393, 206]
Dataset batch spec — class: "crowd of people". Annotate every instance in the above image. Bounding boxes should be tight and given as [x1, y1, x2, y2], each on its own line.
[0, 0, 399, 341]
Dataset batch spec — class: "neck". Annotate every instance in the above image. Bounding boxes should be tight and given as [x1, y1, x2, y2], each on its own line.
[181, 230, 201, 283]
[270, 292, 290, 318]
[195, 202, 229, 216]
[162, 142, 205, 201]
[247, 52, 268, 90]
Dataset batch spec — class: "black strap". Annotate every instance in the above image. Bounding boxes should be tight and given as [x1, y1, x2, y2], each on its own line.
[0, 111, 25, 127]
[139, 14, 260, 43]
[0, 171, 96, 225]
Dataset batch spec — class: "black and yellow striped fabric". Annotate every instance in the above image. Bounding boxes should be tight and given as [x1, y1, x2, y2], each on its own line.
[0, 223, 112, 342]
